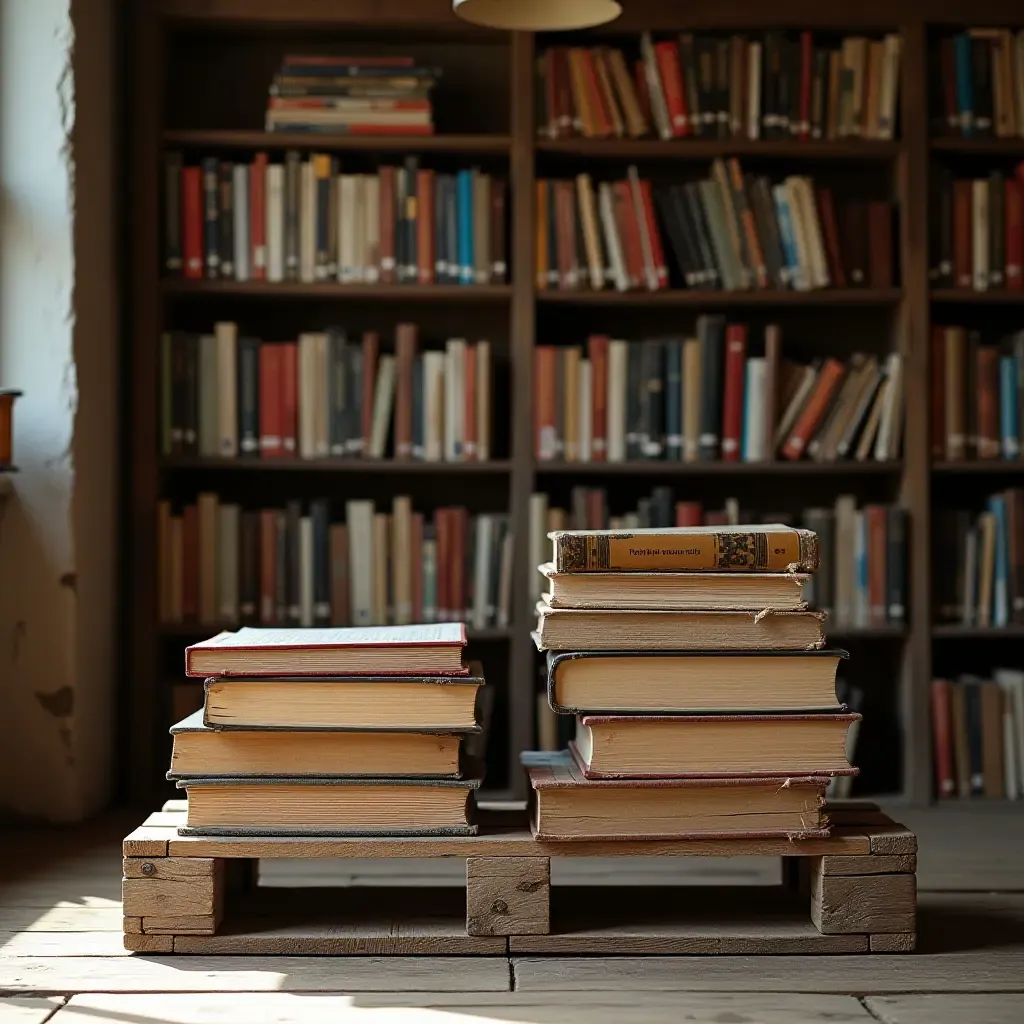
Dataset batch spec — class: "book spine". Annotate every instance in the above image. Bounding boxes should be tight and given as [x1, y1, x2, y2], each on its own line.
[720, 324, 747, 461]
[932, 679, 957, 797]
[237, 336, 261, 457]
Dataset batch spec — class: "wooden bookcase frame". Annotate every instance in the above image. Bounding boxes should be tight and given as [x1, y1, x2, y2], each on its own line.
[125, 0, 1024, 807]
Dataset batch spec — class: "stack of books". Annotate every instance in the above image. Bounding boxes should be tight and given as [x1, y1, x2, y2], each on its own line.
[525, 523, 858, 840]
[264, 55, 439, 135]
[169, 624, 486, 835]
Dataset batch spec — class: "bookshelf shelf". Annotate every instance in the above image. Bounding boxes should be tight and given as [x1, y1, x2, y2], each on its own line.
[930, 289, 1024, 305]
[825, 627, 909, 641]
[534, 461, 901, 476]
[932, 462, 1024, 474]
[161, 457, 513, 474]
[159, 623, 514, 641]
[163, 130, 514, 155]
[535, 289, 903, 308]
[932, 625, 1024, 639]
[536, 138, 902, 161]
[930, 137, 1024, 155]
[162, 281, 514, 302]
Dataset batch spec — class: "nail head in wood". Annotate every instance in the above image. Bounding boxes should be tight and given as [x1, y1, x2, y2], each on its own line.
[466, 856, 550, 936]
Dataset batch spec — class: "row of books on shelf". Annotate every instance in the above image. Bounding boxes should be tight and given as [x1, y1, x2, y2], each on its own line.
[534, 329, 903, 465]
[935, 490, 1024, 629]
[164, 152, 506, 286]
[160, 323, 492, 462]
[935, 30, 1024, 139]
[157, 495, 513, 630]
[933, 326, 1024, 462]
[537, 163, 894, 294]
[538, 31, 901, 142]
[931, 672, 1024, 801]
[930, 167, 1024, 293]
[264, 54, 439, 135]
[527, 491, 907, 629]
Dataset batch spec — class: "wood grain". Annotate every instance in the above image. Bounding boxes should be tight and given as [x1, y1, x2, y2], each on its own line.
[811, 871, 916, 934]
[821, 855, 916, 875]
[466, 857, 550, 936]
[866, 994, 1024, 1023]
[870, 933, 917, 952]
[122, 827, 172, 858]
[123, 933, 174, 953]
[123, 857, 214, 879]
[867, 825, 917, 855]
[122, 873, 216, 918]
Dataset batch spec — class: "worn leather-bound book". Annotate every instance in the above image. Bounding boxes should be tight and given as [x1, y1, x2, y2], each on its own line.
[524, 751, 829, 841]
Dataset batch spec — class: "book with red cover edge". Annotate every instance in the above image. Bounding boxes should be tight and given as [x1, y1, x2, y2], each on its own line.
[1006, 177, 1023, 291]
[930, 325, 946, 460]
[417, 168, 435, 285]
[278, 341, 298, 457]
[798, 31, 813, 139]
[249, 152, 268, 281]
[675, 501, 702, 526]
[571, 713, 861, 780]
[953, 179, 973, 288]
[613, 180, 643, 288]
[654, 41, 689, 136]
[393, 323, 418, 460]
[781, 358, 846, 460]
[555, 181, 575, 289]
[588, 334, 609, 461]
[638, 180, 669, 289]
[378, 165, 396, 284]
[931, 678, 956, 798]
[182, 167, 204, 279]
[815, 187, 847, 288]
[259, 343, 283, 458]
[185, 623, 469, 677]
[580, 49, 612, 138]
[553, 48, 574, 138]
[720, 323, 747, 462]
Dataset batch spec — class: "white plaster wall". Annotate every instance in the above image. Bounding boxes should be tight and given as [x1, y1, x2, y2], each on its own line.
[0, 0, 117, 821]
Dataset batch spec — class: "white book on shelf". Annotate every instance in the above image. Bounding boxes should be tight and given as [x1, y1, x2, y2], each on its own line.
[312, 332, 330, 458]
[364, 174, 381, 283]
[232, 164, 250, 282]
[875, 352, 903, 461]
[497, 528, 514, 628]
[338, 174, 357, 284]
[994, 669, 1024, 799]
[265, 163, 284, 283]
[578, 357, 593, 463]
[297, 333, 317, 460]
[639, 31, 672, 140]
[345, 499, 375, 628]
[878, 34, 902, 140]
[472, 515, 493, 630]
[972, 179, 989, 292]
[798, 176, 831, 289]
[368, 354, 397, 459]
[742, 357, 767, 462]
[299, 515, 314, 627]
[598, 182, 629, 292]
[421, 536, 438, 623]
[214, 321, 237, 457]
[444, 338, 467, 462]
[299, 160, 316, 283]
[476, 340, 491, 461]
[606, 339, 629, 462]
[423, 350, 445, 462]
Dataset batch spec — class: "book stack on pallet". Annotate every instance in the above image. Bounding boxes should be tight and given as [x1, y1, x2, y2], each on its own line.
[264, 54, 439, 135]
[170, 624, 486, 836]
[524, 524, 858, 840]
[538, 31, 901, 142]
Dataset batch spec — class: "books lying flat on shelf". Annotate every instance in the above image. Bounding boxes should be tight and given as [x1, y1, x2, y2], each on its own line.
[546, 650, 847, 714]
[571, 714, 859, 778]
[548, 523, 818, 573]
[533, 603, 827, 651]
[540, 564, 809, 610]
[203, 669, 484, 730]
[524, 752, 830, 840]
[176, 776, 479, 836]
[168, 710, 471, 778]
[539, 32, 901, 142]
[185, 623, 468, 677]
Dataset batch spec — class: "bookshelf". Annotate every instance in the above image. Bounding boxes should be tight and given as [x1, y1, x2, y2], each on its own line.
[126, 0, 1024, 808]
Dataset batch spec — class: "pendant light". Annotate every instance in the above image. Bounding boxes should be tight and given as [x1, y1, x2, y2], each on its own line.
[453, 0, 622, 31]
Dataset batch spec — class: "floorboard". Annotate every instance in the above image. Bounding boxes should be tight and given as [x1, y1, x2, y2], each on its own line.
[0, 998, 62, 1024]
[865, 994, 1024, 1023]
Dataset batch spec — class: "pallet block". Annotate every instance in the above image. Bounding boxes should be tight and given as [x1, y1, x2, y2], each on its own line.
[122, 801, 916, 954]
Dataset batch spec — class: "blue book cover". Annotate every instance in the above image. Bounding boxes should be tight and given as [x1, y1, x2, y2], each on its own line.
[740, 360, 754, 461]
[1000, 355, 1020, 459]
[664, 340, 683, 461]
[954, 33, 974, 137]
[771, 185, 800, 289]
[457, 170, 474, 285]
[989, 494, 1009, 627]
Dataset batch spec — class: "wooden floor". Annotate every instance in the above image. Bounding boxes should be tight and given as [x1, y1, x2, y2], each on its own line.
[2, 805, 1024, 1023]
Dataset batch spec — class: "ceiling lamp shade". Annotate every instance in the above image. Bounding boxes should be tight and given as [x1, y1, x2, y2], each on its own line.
[453, 0, 622, 31]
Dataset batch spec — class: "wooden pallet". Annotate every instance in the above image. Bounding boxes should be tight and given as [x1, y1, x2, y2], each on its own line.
[122, 800, 916, 955]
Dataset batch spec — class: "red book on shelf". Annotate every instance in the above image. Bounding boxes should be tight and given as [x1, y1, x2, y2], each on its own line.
[720, 324, 748, 462]
[535, 345, 557, 460]
[278, 341, 298, 457]
[182, 504, 198, 620]
[394, 323, 418, 460]
[361, 331, 379, 455]
[930, 325, 946, 460]
[613, 180, 643, 288]
[553, 48, 574, 137]
[931, 679, 956, 798]
[675, 501, 703, 526]
[976, 346, 1000, 459]
[952, 179, 973, 289]
[798, 31, 813, 139]
[249, 152, 268, 282]
[588, 334, 609, 462]
[464, 343, 477, 461]
[781, 358, 845, 460]
[181, 167, 203, 279]
[259, 509, 276, 624]
[815, 188, 847, 288]
[378, 165, 396, 285]
[1006, 178, 1023, 291]
[555, 181, 575, 289]
[417, 168, 435, 285]
[654, 40, 689, 136]
[259, 343, 283, 458]
[639, 179, 669, 289]
[581, 49, 612, 137]
[865, 504, 887, 626]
